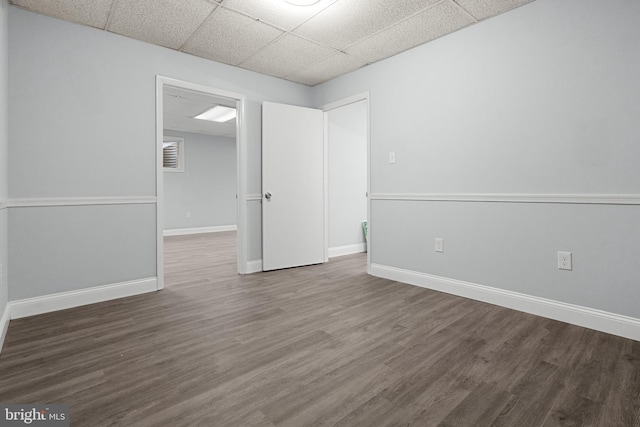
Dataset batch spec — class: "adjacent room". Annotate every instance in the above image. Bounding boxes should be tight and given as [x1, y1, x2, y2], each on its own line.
[0, 0, 639, 425]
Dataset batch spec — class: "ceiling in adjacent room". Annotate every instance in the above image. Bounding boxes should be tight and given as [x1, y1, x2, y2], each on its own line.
[164, 86, 237, 137]
[9, 0, 535, 86]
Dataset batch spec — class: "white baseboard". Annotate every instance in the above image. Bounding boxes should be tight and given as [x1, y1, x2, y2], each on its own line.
[0, 302, 10, 354]
[371, 264, 640, 342]
[329, 243, 367, 258]
[9, 277, 158, 320]
[164, 225, 237, 237]
[246, 260, 263, 274]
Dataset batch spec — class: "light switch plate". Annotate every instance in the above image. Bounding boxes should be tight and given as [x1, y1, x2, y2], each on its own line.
[388, 151, 396, 164]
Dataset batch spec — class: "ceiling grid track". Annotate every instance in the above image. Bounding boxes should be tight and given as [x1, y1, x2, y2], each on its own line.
[178, 4, 222, 52]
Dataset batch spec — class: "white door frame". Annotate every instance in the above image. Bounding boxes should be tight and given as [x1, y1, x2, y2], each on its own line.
[320, 92, 371, 273]
[155, 76, 249, 290]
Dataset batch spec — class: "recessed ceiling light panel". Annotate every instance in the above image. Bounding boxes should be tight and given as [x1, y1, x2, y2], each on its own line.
[194, 105, 237, 123]
[284, 0, 321, 6]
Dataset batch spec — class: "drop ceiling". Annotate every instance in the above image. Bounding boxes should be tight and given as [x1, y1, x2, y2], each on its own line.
[164, 86, 237, 137]
[9, 0, 535, 86]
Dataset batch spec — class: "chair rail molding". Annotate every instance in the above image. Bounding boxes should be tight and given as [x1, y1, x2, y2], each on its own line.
[8, 196, 157, 208]
[369, 193, 640, 205]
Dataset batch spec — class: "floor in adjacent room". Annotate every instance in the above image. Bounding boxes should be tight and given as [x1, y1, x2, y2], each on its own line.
[0, 231, 638, 426]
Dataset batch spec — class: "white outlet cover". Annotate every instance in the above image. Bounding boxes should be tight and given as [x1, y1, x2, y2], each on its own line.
[435, 238, 444, 253]
[558, 251, 572, 270]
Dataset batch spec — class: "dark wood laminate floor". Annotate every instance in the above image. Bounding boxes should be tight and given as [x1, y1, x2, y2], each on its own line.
[1, 231, 639, 426]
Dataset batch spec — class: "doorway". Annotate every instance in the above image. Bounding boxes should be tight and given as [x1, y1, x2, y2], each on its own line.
[322, 93, 371, 272]
[156, 77, 248, 289]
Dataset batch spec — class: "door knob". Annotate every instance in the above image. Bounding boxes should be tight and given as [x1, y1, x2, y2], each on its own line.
[265, 192, 272, 200]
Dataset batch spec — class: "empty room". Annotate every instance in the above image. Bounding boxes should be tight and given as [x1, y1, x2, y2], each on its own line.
[0, 0, 639, 426]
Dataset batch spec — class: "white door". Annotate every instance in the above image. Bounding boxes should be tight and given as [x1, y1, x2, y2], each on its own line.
[262, 101, 325, 271]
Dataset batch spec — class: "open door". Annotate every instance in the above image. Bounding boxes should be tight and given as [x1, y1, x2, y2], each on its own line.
[262, 101, 325, 271]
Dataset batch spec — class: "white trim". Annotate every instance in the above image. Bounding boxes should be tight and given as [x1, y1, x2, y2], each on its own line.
[164, 225, 237, 236]
[370, 193, 640, 205]
[156, 76, 247, 281]
[9, 277, 158, 320]
[323, 111, 329, 262]
[246, 260, 263, 274]
[328, 243, 367, 258]
[246, 194, 262, 201]
[320, 91, 370, 112]
[371, 264, 640, 342]
[236, 95, 249, 274]
[0, 303, 10, 354]
[8, 197, 157, 208]
[156, 77, 165, 290]
[365, 96, 371, 275]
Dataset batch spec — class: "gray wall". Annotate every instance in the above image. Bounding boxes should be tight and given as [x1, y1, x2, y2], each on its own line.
[0, 0, 8, 320]
[328, 100, 367, 249]
[314, 0, 640, 318]
[163, 130, 236, 230]
[8, 7, 312, 300]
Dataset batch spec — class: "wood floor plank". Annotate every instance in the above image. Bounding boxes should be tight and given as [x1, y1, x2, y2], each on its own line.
[1, 231, 639, 426]
[437, 381, 512, 427]
[492, 361, 566, 427]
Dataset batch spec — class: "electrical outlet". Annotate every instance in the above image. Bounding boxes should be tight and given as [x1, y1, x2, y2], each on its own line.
[186, 211, 191, 218]
[435, 238, 444, 253]
[558, 251, 572, 270]
[388, 151, 396, 164]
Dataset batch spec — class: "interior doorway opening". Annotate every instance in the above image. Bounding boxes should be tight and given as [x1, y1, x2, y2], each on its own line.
[321, 93, 371, 273]
[156, 77, 248, 290]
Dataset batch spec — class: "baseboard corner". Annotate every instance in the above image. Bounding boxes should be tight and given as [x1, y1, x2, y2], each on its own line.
[328, 243, 367, 258]
[246, 260, 263, 274]
[0, 302, 11, 354]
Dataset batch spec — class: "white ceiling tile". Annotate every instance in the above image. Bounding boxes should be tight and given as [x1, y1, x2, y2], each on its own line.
[221, 0, 337, 31]
[286, 52, 367, 86]
[10, 0, 114, 28]
[108, 0, 216, 49]
[346, 1, 475, 64]
[454, 0, 535, 20]
[241, 34, 336, 78]
[293, 0, 441, 49]
[182, 7, 284, 66]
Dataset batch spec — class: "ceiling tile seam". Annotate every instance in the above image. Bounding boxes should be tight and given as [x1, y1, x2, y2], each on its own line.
[280, 51, 345, 80]
[216, 0, 340, 35]
[282, 49, 364, 86]
[235, 32, 292, 68]
[216, 3, 293, 34]
[177, 3, 221, 52]
[104, 0, 119, 31]
[236, 35, 344, 70]
[215, 1, 344, 53]
[337, 0, 450, 54]
[275, 31, 345, 55]
[234, 28, 346, 69]
[450, 0, 480, 22]
[284, 0, 341, 33]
